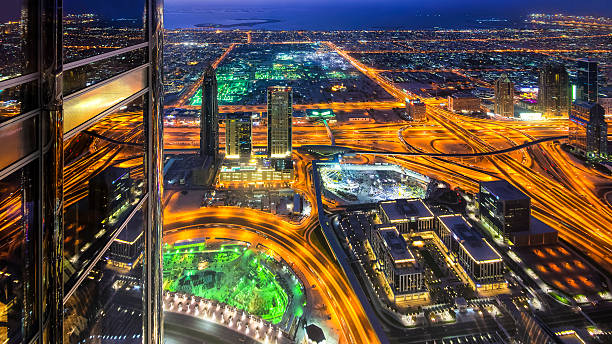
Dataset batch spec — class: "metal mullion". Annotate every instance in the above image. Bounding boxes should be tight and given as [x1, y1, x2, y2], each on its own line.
[0, 72, 40, 90]
[63, 63, 149, 101]
[62, 194, 150, 304]
[63, 42, 149, 71]
[0, 109, 40, 130]
[63, 87, 149, 141]
[0, 151, 39, 182]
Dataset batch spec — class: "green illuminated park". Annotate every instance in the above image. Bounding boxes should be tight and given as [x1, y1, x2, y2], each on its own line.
[187, 43, 392, 106]
[163, 240, 305, 325]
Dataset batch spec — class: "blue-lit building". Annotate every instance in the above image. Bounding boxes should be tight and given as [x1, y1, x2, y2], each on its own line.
[569, 101, 607, 160]
[576, 59, 598, 103]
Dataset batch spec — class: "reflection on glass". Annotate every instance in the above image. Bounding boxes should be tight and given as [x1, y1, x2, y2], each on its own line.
[64, 48, 148, 96]
[64, 67, 148, 134]
[0, 80, 38, 124]
[0, 116, 37, 171]
[63, 95, 147, 290]
[0, 0, 37, 81]
[63, 0, 147, 63]
[0, 162, 38, 343]
[63, 202, 146, 344]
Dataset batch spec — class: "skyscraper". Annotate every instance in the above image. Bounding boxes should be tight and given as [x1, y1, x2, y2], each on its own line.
[267, 86, 293, 158]
[494, 74, 515, 117]
[577, 59, 598, 103]
[0, 1, 164, 343]
[225, 112, 252, 161]
[201, 65, 219, 161]
[569, 102, 607, 160]
[538, 63, 570, 117]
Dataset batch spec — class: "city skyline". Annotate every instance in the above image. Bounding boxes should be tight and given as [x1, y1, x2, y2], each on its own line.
[1, 1, 612, 344]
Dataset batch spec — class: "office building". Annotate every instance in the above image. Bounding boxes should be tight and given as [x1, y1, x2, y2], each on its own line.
[479, 180, 531, 243]
[494, 74, 515, 117]
[569, 101, 608, 159]
[225, 112, 252, 161]
[538, 63, 570, 117]
[436, 216, 505, 291]
[201, 65, 219, 161]
[577, 59, 598, 103]
[378, 199, 435, 234]
[267, 86, 293, 158]
[369, 226, 426, 302]
[405, 99, 426, 121]
[0, 1, 164, 343]
[448, 92, 481, 113]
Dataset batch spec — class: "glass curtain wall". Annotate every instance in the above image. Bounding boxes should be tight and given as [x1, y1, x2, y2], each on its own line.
[0, 0, 164, 343]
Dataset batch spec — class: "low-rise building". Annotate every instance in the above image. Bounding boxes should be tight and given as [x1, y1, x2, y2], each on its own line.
[405, 98, 427, 121]
[436, 215, 505, 291]
[448, 93, 481, 113]
[370, 226, 426, 302]
[378, 199, 435, 234]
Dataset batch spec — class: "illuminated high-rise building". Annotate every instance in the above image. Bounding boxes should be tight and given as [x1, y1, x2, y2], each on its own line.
[577, 59, 598, 103]
[267, 86, 293, 158]
[0, 0, 164, 343]
[201, 65, 219, 161]
[538, 63, 570, 117]
[494, 74, 514, 117]
[225, 112, 252, 161]
[569, 101, 607, 160]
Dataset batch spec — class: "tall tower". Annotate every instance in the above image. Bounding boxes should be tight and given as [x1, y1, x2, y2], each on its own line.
[267, 86, 293, 158]
[0, 1, 164, 343]
[225, 112, 252, 161]
[201, 65, 219, 161]
[569, 102, 607, 159]
[538, 63, 570, 118]
[577, 59, 598, 103]
[494, 74, 515, 117]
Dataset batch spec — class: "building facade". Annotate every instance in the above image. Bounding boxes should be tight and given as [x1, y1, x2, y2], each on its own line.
[538, 63, 570, 117]
[577, 59, 598, 103]
[370, 227, 425, 301]
[267, 86, 293, 158]
[405, 99, 426, 121]
[494, 74, 515, 117]
[0, 0, 164, 343]
[448, 93, 481, 113]
[225, 112, 252, 161]
[479, 180, 531, 243]
[569, 101, 608, 160]
[201, 65, 219, 161]
[378, 199, 435, 234]
[435, 216, 505, 290]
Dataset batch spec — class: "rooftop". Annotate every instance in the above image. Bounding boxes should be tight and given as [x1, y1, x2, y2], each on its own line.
[377, 228, 415, 264]
[438, 215, 501, 262]
[480, 180, 530, 201]
[379, 199, 434, 222]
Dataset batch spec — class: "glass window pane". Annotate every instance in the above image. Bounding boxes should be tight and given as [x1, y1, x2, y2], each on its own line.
[63, 95, 147, 290]
[63, 202, 146, 344]
[63, 48, 148, 96]
[63, 67, 148, 134]
[0, 79, 38, 124]
[0, 161, 39, 343]
[63, 1, 147, 63]
[0, 0, 38, 81]
[0, 115, 37, 171]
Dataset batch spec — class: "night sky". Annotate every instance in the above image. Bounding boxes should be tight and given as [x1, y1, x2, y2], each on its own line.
[2, 0, 611, 24]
